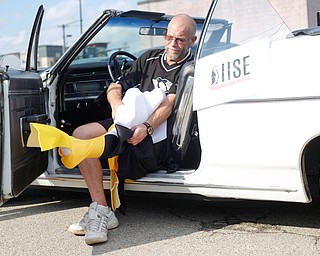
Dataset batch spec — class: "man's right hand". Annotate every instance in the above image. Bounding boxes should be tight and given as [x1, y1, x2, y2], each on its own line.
[107, 82, 123, 119]
[111, 102, 124, 120]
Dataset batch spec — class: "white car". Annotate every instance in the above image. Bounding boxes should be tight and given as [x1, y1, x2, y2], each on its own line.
[1, 0, 320, 206]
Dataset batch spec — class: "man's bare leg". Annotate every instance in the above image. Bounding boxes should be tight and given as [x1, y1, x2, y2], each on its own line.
[72, 122, 108, 206]
[68, 122, 119, 244]
[79, 158, 108, 206]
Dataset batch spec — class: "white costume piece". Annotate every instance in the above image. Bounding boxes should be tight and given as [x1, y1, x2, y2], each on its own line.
[112, 87, 167, 143]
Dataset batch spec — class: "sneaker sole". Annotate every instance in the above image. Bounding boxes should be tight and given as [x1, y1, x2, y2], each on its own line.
[107, 219, 119, 230]
[85, 236, 108, 245]
[68, 220, 118, 236]
[68, 224, 86, 236]
[68, 228, 85, 236]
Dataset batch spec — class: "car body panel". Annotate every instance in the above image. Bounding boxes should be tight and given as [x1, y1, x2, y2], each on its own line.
[193, 0, 320, 202]
[0, 71, 3, 204]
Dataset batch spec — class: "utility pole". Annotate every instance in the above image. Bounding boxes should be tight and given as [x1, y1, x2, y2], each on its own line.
[59, 1, 83, 53]
[79, 0, 83, 34]
[59, 24, 67, 53]
[58, 20, 79, 53]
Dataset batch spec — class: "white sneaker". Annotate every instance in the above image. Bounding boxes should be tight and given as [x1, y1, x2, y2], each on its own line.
[84, 202, 117, 245]
[68, 204, 119, 236]
[67, 212, 89, 235]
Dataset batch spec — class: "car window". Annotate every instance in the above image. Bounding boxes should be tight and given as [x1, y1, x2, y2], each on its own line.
[73, 17, 169, 62]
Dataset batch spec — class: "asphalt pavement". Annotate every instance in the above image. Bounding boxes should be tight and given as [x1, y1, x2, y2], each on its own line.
[1, 187, 320, 256]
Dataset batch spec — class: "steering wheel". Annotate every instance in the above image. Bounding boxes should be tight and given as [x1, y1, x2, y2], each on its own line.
[108, 50, 137, 82]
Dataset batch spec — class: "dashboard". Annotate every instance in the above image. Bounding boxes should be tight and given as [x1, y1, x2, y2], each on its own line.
[58, 65, 112, 134]
[64, 79, 108, 111]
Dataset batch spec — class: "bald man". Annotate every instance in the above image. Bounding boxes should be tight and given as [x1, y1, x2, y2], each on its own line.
[68, 14, 197, 245]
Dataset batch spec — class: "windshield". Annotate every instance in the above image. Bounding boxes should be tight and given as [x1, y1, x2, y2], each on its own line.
[72, 15, 203, 63]
[198, 0, 293, 59]
[76, 17, 170, 61]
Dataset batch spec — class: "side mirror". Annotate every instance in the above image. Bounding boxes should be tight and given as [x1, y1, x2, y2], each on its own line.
[0, 54, 22, 70]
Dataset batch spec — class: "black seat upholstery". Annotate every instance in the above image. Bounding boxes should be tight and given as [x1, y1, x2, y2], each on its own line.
[170, 61, 201, 169]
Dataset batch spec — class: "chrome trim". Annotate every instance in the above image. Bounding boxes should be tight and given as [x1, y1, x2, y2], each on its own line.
[35, 174, 297, 193]
[230, 96, 320, 104]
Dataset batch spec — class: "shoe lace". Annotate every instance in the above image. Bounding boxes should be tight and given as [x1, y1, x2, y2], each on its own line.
[79, 212, 88, 227]
[87, 211, 108, 233]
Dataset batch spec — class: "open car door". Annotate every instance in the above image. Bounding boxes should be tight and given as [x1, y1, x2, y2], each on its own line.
[0, 5, 48, 206]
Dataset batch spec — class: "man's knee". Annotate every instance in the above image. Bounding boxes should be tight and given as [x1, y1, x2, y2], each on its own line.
[72, 125, 86, 139]
[72, 122, 106, 139]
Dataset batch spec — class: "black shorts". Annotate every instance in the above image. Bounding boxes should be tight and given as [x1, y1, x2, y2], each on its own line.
[97, 118, 161, 180]
[97, 118, 113, 131]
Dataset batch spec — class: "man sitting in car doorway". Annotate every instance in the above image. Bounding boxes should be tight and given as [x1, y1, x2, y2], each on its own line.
[68, 14, 197, 245]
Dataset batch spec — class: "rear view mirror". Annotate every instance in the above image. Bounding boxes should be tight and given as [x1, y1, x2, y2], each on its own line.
[139, 27, 167, 36]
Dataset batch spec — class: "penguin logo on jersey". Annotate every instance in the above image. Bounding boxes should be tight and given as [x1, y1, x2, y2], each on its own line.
[152, 77, 173, 92]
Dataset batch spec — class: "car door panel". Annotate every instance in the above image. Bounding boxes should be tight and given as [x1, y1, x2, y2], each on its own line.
[1, 70, 47, 201]
[1, 5, 46, 204]
[9, 71, 48, 197]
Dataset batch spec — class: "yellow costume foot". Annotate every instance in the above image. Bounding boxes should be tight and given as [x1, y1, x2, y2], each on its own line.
[58, 135, 105, 169]
[27, 122, 72, 150]
[27, 123, 105, 169]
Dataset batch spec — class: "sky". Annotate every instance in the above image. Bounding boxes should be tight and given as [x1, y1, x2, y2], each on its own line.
[0, 0, 138, 55]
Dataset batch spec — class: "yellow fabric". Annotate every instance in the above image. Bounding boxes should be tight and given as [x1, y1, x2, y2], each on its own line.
[27, 123, 72, 150]
[27, 123, 105, 169]
[58, 135, 105, 169]
[109, 157, 120, 211]
[27, 122, 121, 210]
[107, 124, 121, 211]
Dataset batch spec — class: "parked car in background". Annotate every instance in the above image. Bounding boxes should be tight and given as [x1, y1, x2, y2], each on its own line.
[2, 0, 320, 207]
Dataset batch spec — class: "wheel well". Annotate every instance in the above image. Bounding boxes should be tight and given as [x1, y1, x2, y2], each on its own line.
[302, 136, 320, 200]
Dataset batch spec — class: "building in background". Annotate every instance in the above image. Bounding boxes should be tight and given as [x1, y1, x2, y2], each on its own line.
[138, 0, 212, 17]
[38, 45, 63, 69]
[1, 45, 62, 70]
[137, 0, 320, 30]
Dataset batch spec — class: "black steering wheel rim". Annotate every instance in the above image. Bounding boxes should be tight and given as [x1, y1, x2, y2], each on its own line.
[107, 50, 137, 82]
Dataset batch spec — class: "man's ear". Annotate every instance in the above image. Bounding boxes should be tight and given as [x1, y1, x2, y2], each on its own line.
[191, 36, 197, 45]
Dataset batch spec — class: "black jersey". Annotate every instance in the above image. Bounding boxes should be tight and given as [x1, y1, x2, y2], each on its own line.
[118, 49, 193, 95]
[112, 49, 193, 180]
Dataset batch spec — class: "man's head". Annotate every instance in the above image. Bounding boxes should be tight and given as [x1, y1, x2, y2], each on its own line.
[165, 14, 197, 64]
